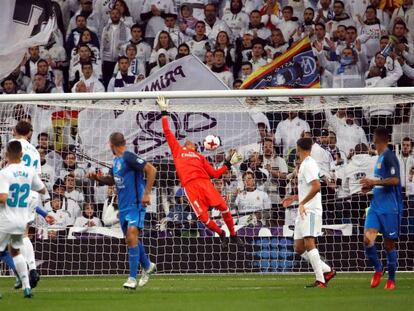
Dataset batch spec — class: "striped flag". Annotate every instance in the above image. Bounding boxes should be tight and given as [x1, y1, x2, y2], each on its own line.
[0, 0, 55, 80]
[241, 36, 320, 89]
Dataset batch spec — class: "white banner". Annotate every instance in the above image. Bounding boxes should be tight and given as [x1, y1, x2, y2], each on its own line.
[0, 0, 55, 79]
[77, 56, 260, 162]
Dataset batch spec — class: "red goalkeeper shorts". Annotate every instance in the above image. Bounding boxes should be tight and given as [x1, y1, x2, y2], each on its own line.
[183, 179, 228, 218]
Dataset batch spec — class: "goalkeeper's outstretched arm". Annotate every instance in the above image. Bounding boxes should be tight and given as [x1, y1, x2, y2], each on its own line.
[158, 96, 181, 155]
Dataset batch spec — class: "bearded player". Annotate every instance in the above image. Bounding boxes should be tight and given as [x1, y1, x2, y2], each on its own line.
[156, 96, 244, 246]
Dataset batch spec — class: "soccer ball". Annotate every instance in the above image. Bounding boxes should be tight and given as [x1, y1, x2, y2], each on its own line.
[203, 135, 221, 151]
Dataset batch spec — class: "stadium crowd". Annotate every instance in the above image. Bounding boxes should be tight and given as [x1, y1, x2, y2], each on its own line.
[0, 0, 414, 238]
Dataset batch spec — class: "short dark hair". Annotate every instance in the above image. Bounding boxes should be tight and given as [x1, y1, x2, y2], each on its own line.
[213, 49, 225, 57]
[354, 143, 368, 154]
[76, 14, 86, 21]
[109, 132, 126, 147]
[402, 136, 412, 143]
[118, 55, 129, 63]
[304, 7, 315, 14]
[15, 120, 33, 136]
[374, 127, 389, 143]
[315, 22, 326, 30]
[241, 61, 253, 68]
[242, 171, 255, 180]
[7, 140, 22, 158]
[131, 23, 144, 32]
[334, 0, 345, 8]
[81, 61, 93, 69]
[196, 20, 206, 27]
[297, 137, 313, 151]
[346, 25, 357, 33]
[38, 132, 49, 140]
[282, 5, 293, 13]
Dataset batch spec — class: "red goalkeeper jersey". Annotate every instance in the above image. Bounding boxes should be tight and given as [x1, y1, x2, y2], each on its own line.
[162, 116, 227, 186]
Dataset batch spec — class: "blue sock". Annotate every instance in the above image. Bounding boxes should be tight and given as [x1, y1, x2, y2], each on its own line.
[0, 251, 17, 273]
[386, 250, 397, 281]
[128, 246, 140, 279]
[138, 242, 150, 271]
[365, 245, 383, 272]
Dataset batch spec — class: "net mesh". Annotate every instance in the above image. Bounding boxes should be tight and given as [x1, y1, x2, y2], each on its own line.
[0, 94, 413, 275]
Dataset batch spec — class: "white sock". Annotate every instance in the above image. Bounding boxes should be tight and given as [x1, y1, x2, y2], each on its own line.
[301, 251, 331, 273]
[307, 248, 325, 283]
[21, 237, 37, 271]
[13, 254, 30, 289]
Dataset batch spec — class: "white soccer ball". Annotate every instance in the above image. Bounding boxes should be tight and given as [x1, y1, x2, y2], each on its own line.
[203, 135, 221, 151]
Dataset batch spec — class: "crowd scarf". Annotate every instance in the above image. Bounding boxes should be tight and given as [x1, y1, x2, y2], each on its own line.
[114, 71, 136, 89]
[337, 56, 355, 74]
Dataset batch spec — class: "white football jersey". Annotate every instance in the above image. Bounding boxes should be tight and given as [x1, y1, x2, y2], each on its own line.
[10, 138, 41, 175]
[0, 163, 44, 234]
[298, 156, 322, 216]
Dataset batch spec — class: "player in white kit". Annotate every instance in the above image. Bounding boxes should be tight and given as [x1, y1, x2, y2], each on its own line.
[10, 121, 54, 289]
[0, 141, 47, 298]
[290, 138, 336, 288]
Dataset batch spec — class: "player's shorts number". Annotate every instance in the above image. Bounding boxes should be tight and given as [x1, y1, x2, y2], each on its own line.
[7, 183, 30, 208]
[22, 154, 39, 170]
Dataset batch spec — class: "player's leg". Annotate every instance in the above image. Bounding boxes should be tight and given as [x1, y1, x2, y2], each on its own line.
[124, 225, 140, 289]
[364, 208, 384, 287]
[303, 236, 326, 287]
[0, 248, 22, 289]
[136, 209, 156, 287]
[9, 235, 32, 298]
[21, 234, 40, 288]
[381, 212, 400, 290]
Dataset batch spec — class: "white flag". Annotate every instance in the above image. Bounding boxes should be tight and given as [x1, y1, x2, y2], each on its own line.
[77, 55, 260, 162]
[0, 0, 55, 80]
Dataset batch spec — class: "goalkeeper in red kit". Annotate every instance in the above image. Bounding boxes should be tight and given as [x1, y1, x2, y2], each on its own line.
[157, 96, 244, 246]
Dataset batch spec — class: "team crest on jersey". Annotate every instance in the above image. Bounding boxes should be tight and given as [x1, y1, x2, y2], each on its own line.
[116, 161, 122, 171]
[377, 163, 381, 169]
[391, 167, 395, 175]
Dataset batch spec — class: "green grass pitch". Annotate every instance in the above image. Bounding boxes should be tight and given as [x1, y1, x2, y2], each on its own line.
[0, 273, 413, 311]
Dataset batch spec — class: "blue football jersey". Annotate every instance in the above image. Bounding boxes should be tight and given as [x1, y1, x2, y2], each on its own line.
[111, 151, 146, 212]
[371, 148, 403, 214]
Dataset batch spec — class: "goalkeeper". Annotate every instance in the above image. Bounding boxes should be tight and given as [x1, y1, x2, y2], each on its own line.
[157, 96, 244, 246]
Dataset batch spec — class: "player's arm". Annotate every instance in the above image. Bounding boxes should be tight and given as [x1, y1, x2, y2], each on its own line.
[123, 151, 157, 207]
[361, 153, 400, 188]
[157, 96, 181, 155]
[0, 173, 9, 204]
[203, 158, 228, 179]
[86, 172, 115, 186]
[31, 173, 47, 195]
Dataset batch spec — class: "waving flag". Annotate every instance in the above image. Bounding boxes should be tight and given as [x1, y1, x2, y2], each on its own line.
[241, 36, 320, 89]
[0, 0, 55, 80]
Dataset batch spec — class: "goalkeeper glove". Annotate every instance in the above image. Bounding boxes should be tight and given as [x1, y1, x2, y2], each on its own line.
[157, 96, 169, 116]
[224, 151, 243, 169]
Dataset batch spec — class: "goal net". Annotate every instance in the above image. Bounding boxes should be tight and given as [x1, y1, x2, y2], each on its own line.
[0, 89, 413, 275]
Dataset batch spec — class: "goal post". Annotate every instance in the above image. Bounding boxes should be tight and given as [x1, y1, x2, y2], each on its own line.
[0, 87, 413, 275]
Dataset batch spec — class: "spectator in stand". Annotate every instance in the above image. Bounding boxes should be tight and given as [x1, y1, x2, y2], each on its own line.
[391, 20, 414, 65]
[325, 108, 368, 157]
[31, 74, 62, 94]
[108, 56, 138, 92]
[44, 195, 73, 228]
[337, 26, 367, 56]
[265, 28, 289, 60]
[187, 21, 211, 61]
[334, 24, 347, 45]
[390, 0, 414, 35]
[234, 171, 272, 226]
[211, 49, 234, 88]
[67, 0, 100, 36]
[120, 24, 152, 69]
[203, 4, 233, 45]
[102, 186, 120, 228]
[0, 78, 24, 95]
[64, 173, 85, 206]
[21, 46, 41, 89]
[115, 44, 146, 78]
[357, 5, 387, 59]
[293, 7, 316, 41]
[69, 29, 100, 66]
[149, 49, 170, 75]
[275, 111, 310, 156]
[114, 0, 134, 28]
[398, 137, 414, 193]
[223, 0, 250, 40]
[26, 60, 57, 93]
[369, 0, 391, 28]
[150, 31, 178, 64]
[328, 0, 355, 36]
[66, 15, 98, 57]
[264, 5, 299, 44]
[101, 8, 131, 88]
[204, 50, 214, 68]
[239, 152, 269, 187]
[245, 10, 271, 41]
[233, 79, 243, 89]
[37, 132, 64, 173]
[315, 0, 334, 24]
[74, 202, 103, 228]
[215, 31, 236, 68]
[72, 62, 105, 93]
[69, 43, 102, 86]
[239, 61, 253, 81]
[178, 4, 198, 37]
[59, 151, 88, 182]
[262, 138, 288, 204]
[140, 0, 177, 45]
[176, 43, 191, 59]
[315, 42, 368, 88]
[37, 146, 56, 193]
[153, 14, 186, 49]
[249, 38, 268, 70]
[312, 23, 333, 58]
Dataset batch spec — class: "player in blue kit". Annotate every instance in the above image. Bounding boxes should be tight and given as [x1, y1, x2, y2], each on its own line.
[360, 127, 403, 290]
[87, 132, 157, 289]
